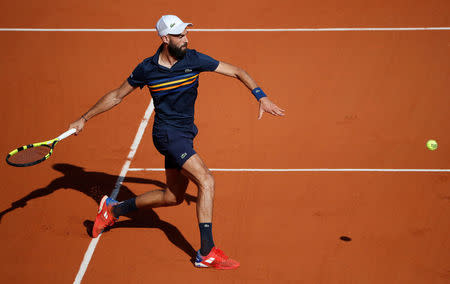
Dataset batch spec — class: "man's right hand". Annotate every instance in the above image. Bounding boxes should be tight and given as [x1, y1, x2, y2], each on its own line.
[69, 117, 86, 135]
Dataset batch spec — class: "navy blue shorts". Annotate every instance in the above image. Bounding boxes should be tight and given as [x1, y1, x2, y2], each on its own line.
[152, 127, 197, 169]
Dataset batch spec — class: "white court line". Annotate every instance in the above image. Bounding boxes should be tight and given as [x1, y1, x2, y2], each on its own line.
[73, 100, 154, 284]
[128, 168, 450, 173]
[0, 27, 449, 32]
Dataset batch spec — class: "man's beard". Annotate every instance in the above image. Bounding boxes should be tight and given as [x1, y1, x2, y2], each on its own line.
[168, 42, 187, 60]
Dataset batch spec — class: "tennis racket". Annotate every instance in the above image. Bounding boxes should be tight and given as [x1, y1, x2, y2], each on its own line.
[6, 128, 77, 167]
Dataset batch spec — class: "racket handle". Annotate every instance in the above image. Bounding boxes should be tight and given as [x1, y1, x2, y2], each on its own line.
[57, 128, 77, 141]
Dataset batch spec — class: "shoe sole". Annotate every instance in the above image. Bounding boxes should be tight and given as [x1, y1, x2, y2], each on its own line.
[194, 262, 239, 270]
[194, 262, 208, 268]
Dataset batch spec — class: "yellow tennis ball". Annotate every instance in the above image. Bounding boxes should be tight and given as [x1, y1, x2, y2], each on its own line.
[426, 139, 438, 151]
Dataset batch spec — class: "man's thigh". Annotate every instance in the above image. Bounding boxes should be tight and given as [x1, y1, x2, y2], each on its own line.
[180, 153, 211, 186]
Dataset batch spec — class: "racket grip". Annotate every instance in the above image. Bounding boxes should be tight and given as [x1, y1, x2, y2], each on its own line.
[57, 128, 77, 141]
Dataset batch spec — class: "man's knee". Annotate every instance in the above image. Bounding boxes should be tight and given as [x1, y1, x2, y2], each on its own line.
[199, 172, 215, 193]
[181, 153, 214, 193]
[163, 189, 184, 206]
[164, 197, 183, 206]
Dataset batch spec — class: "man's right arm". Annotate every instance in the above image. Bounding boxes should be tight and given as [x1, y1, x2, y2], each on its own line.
[69, 79, 137, 134]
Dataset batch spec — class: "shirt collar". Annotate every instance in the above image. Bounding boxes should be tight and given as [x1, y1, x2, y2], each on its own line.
[151, 44, 165, 65]
[152, 43, 189, 69]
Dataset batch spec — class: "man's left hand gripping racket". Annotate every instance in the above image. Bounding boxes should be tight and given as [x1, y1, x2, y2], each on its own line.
[6, 128, 76, 167]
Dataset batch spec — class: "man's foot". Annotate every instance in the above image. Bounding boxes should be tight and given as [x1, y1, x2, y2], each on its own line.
[92, 195, 118, 238]
[194, 247, 240, 270]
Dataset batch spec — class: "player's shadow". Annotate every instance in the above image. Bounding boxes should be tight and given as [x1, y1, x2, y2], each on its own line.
[0, 163, 197, 260]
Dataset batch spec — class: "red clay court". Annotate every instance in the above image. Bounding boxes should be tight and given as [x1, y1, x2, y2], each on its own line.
[0, 1, 449, 283]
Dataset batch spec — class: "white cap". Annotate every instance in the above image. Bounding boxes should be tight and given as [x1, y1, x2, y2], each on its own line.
[156, 15, 192, 36]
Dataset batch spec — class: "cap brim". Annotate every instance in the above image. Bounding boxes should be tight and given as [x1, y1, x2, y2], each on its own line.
[168, 23, 193, 35]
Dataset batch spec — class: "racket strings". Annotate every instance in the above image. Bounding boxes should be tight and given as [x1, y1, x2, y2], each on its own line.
[8, 145, 52, 165]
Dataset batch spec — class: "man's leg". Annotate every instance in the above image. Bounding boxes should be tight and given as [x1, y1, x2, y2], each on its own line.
[92, 169, 189, 237]
[112, 168, 189, 217]
[181, 153, 240, 269]
[180, 154, 215, 256]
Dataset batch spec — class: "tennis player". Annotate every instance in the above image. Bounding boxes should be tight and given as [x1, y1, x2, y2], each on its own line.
[69, 15, 285, 270]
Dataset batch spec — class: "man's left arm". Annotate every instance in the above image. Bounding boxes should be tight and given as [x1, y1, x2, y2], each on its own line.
[214, 61, 285, 119]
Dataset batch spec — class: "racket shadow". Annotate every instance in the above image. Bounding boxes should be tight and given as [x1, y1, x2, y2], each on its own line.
[0, 163, 197, 260]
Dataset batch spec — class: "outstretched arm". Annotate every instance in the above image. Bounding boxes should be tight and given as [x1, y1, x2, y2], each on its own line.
[214, 62, 285, 119]
[69, 79, 137, 134]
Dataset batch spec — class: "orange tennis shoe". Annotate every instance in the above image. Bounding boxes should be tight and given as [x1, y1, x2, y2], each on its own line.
[92, 195, 118, 238]
[194, 247, 240, 270]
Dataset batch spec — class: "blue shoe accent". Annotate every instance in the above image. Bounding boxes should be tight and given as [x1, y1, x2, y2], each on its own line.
[105, 197, 117, 206]
[105, 197, 119, 220]
[195, 250, 204, 263]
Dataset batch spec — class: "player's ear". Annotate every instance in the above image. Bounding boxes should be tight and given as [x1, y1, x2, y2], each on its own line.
[161, 35, 169, 44]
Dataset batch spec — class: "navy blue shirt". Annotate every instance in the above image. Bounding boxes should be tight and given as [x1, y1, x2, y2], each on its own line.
[127, 44, 219, 132]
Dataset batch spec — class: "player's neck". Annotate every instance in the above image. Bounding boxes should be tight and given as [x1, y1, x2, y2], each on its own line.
[159, 46, 178, 68]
